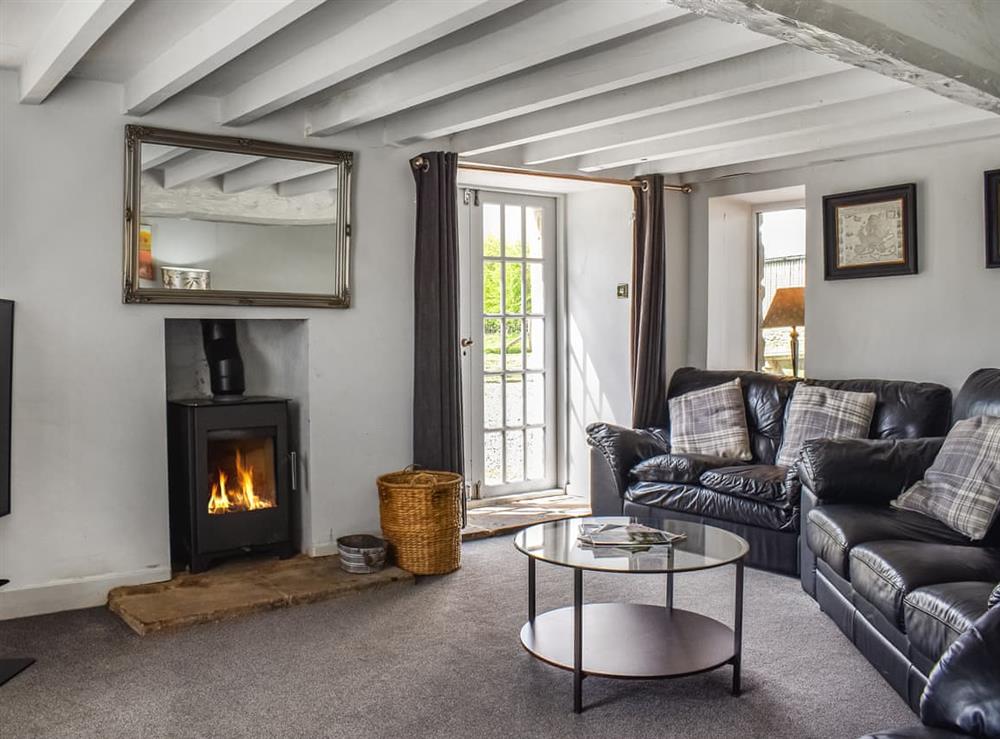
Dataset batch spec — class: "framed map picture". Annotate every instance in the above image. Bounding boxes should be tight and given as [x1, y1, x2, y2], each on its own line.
[823, 183, 917, 280]
[987, 170, 999, 269]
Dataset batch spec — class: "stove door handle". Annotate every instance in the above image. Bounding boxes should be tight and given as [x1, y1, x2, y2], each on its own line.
[289, 451, 299, 492]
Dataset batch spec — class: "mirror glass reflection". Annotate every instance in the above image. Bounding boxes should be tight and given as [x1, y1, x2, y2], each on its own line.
[138, 143, 341, 295]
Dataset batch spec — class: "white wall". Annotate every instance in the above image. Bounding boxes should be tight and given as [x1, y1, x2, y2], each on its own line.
[687, 136, 1000, 390]
[706, 196, 755, 370]
[0, 72, 420, 618]
[565, 187, 633, 498]
[564, 186, 688, 500]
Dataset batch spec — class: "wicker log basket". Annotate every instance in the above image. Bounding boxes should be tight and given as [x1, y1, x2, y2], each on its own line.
[376, 468, 463, 575]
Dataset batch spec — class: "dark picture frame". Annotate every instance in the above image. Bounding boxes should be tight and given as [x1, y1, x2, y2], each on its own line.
[987, 169, 1000, 269]
[823, 183, 917, 280]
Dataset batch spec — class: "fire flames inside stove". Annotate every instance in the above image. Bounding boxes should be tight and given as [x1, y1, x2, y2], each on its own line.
[207, 436, 277, 515]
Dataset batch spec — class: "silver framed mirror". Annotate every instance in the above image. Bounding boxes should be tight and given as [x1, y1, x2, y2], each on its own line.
[123, 125, 352, 308]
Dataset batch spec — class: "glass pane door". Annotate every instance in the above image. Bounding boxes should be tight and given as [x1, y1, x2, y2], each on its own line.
[469, 193, 556, 498]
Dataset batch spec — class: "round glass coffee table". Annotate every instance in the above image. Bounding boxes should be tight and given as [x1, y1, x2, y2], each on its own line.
[514, 516, 749, 713]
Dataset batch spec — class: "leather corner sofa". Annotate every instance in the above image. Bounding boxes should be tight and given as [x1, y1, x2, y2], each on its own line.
[800, 368, 1000, 712]
[587, 367, 953, 576]
[861, 592, 1000, 739]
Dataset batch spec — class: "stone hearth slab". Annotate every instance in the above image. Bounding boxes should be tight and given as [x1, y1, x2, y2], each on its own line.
[108, 555, 413, 635]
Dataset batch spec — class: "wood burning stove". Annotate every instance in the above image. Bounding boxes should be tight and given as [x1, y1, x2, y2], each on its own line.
[167, 397, 295, 572]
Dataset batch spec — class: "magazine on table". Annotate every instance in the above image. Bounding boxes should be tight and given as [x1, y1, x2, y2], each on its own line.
[577, 522, 686, 549]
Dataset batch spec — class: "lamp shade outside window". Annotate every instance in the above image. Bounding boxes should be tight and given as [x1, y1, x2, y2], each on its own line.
[761, 287, 804, 329]
[761, 286, 805, 377]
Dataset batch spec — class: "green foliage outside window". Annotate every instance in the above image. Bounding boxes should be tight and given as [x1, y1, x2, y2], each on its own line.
[483, 234, 534, 359]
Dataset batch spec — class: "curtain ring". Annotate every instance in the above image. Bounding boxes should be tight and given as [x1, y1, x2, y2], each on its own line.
[411, 156, 430, 172]
[640, 180, 649, 192]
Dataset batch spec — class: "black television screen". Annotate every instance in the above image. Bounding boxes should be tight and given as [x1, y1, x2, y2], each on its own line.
[0, 300, 11, 517]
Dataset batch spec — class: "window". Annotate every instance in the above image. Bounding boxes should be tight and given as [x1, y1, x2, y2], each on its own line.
[756, 208, 805, 377]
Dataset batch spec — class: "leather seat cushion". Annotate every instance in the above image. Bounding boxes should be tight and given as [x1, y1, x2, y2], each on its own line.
[625, 481, 798, 532]
[904, 582, 994, 662]
[699, 465, 789, 504]
[849, 541, 1000, 629]
[631, 453, 732, 485]
[807, 505, 970, 579]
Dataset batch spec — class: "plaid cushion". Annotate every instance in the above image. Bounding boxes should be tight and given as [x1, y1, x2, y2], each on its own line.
[668, 378, 751, 461]
[894, 416, 1000, 540]
[775, 384, 876, 467]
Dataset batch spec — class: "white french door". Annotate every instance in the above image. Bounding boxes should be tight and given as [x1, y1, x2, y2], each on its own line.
[460, 191, 558, 499]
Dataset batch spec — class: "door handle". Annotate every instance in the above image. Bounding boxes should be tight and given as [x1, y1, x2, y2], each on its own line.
[460, 338, 474, 348]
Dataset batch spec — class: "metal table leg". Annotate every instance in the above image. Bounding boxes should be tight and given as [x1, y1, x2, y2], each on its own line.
[732, 559, 744, 696]
[528, 557, 536, 623]
[573, 568, 583, 713]
[666, 571, 674, 611]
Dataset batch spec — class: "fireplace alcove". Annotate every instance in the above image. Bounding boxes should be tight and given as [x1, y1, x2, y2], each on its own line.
[165, 318, 309, 573]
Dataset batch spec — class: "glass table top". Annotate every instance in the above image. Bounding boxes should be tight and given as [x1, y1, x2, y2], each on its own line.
[513, 516, 749, 574]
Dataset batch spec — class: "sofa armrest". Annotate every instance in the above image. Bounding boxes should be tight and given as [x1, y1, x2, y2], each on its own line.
[586, 422, 669, 500]
[632, 453, 732, 484]
[796, 437, 944, 505]
[920, 604, 1000, 738]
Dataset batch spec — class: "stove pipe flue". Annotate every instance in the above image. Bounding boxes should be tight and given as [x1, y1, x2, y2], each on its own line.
[201, 319, 245, 398]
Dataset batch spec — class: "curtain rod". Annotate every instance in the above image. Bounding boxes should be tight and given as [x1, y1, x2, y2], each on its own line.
[411, 156, 692, 193]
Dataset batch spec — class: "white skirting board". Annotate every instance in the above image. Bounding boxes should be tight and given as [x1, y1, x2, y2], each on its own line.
[0, 566, 172, 621]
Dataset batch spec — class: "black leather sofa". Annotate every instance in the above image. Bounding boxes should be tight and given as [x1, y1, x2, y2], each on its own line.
[587, 367, 953, 576]
[861, 589, 1000, 739]
[800, 369, 1000, 712]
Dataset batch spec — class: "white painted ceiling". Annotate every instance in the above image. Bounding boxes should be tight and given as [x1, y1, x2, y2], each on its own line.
[2, 0, 998, 185]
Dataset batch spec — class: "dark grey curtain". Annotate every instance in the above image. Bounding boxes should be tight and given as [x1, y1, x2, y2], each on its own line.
[630, 174, 668, 429]
[411, 152, 464, 474]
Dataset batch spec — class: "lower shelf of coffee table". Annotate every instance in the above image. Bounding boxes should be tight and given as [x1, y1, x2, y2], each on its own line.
[520, 603, 735, 679]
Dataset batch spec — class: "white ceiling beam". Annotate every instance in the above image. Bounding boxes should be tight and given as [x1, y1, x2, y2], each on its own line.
[222, 160, 335, 194]
[140, 144, 187, 171]
[629, 102, 997, 175]
[220, 0, 522, 126]
[451, 44, 846, 157]
[277, 169, 340, 198]
[305, 0, 690, 136]
[123, 0, 325, 116]
[666, 0, 1000, 113]
[161, 152, 263, 190]
[380, 16, 777, 145]
[578, 89, 979, 171]
[683, 118, 1000, 182]
[19, 0, 135, 104]
[522, 68, 903, 164]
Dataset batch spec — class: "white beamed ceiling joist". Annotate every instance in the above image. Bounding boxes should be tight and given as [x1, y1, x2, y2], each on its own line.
[19, 0, 135, 104]
[451, 44, 847, 157]
[380, 16, 779, 145]
[668, 0, 1000, 114]
[220, 0, 521, 126]
[6, 0, 997, 183]
[522, 68, 904, 165]
[161, 152, 263, 190]
[577, 89, 968, 171]
[123, 0, 324, 116]
[630, 102, 997, 175]
[304, 0, 690, 137]
[222, 160, 335, 194]
[140, 144, 187, 171]
[277, 169, 340, 198]
[685, 117, 1000, 181]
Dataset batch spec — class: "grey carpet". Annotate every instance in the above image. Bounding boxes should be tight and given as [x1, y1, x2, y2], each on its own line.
[0, 535, 913, 738]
